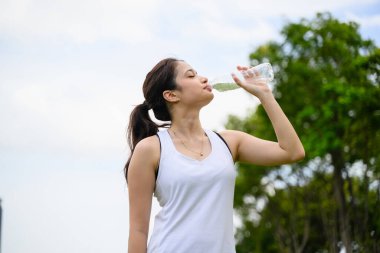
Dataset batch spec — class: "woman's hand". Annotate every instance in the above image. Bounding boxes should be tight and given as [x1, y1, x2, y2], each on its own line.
[231, 65, 273, 101]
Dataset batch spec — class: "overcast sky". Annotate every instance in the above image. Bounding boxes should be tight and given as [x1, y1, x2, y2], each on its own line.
[0, 0, 379, 252]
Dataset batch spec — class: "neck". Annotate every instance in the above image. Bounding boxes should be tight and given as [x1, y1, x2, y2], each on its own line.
[170, 109, 204, 138]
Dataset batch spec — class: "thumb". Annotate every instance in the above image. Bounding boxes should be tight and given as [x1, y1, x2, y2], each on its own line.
[231, 73, 246, 88]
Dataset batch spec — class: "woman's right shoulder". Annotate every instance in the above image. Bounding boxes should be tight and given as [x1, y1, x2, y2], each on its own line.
[129, 135, 161, 174]
[134, 135, 161, 154]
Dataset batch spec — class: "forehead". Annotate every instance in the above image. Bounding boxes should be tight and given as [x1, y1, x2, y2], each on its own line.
[175, 61, 194, 75]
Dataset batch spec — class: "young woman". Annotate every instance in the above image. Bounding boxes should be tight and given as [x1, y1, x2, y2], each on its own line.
[126, 58, 305, 253]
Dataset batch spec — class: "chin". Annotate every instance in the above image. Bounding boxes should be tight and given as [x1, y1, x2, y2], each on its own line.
[204, 93, 214, 105]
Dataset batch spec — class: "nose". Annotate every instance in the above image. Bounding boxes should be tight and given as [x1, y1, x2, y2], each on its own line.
[200, 75, 208, 83]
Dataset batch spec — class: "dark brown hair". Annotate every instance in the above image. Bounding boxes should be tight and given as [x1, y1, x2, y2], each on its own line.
[124, 58, 180, 182]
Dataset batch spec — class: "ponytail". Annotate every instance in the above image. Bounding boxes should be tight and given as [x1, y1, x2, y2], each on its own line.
[128, 102, 158, 150]
[124, 102, 159, 182]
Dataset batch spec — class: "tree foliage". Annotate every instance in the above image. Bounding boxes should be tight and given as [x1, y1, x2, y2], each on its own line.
[228, 12, 380, 253]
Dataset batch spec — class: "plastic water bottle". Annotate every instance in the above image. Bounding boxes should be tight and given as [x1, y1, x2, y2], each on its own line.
[211, 62, 274, 92]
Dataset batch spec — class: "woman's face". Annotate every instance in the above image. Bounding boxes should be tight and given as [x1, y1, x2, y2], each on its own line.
[173, 61, 214, 107]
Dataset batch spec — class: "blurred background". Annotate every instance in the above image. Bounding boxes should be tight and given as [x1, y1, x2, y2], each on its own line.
[0, 0, 379, 252]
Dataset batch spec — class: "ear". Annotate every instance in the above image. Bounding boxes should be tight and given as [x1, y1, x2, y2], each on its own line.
[163, 90, 180, 103]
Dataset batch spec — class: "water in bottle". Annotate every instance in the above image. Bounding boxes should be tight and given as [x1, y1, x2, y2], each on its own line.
[211, 62, 274, 92]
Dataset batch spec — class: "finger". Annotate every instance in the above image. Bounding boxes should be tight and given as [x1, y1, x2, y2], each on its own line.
[237, 65, 249, 71]
[246, 68, 259, 78]
[242, 71, 251, 79]
[231, 73, 245, 88]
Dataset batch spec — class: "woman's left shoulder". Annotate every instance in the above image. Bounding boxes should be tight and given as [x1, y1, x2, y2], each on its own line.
[217, 129, 258, 147]
[213, 130, 243, 158]
[217, 129, 241, 140]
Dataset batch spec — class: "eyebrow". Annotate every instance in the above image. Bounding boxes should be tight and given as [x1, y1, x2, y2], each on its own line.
[185, 69, 197, 75]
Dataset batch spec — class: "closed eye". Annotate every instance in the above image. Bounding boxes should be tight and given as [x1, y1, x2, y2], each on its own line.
[186, 69, 197, 78]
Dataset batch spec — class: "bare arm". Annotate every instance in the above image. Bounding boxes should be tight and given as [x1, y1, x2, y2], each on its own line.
[220, 66, 305, 166]
[127, 136, 160, 253]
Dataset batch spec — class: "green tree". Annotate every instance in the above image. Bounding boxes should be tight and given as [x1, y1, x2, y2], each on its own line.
[228, 12, 380, 253]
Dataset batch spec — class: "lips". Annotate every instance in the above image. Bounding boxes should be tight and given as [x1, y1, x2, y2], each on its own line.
[204, 84, 212, 92]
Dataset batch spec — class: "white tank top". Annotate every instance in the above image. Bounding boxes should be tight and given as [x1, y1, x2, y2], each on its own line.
[147, 129, 237, 253]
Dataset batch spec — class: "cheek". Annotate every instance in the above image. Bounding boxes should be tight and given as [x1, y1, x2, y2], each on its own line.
[178, 81, 199, 94]
[179, 88, 202, 103]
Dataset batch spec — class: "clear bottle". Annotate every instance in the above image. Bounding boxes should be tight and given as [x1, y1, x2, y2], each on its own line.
[211, 62, 274, 92]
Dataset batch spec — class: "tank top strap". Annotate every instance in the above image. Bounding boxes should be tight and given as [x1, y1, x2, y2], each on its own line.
[156, 130, 175, 157]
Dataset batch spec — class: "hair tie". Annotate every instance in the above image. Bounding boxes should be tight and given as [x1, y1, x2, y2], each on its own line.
[142, 100, 151, 110]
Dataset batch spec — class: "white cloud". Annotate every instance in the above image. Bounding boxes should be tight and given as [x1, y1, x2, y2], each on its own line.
[0, 0, 158, 43]
[1, 75, 138, 155]
[180, 17, 278, 45]
[2, 0, 376, 44]
[234, 0, 377, 17]
[345, 12, 380, 27]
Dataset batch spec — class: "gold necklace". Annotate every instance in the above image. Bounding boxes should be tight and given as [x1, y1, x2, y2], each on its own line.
[171, 130, 205, 157]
